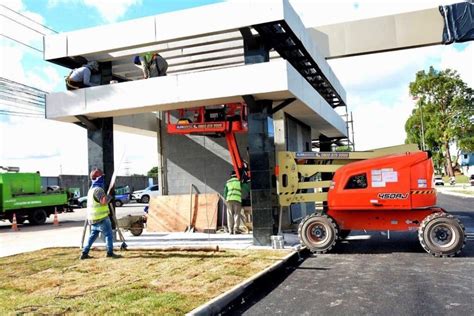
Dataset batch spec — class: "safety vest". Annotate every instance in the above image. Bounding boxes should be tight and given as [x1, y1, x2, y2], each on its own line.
[226, 178, 242, 202]
[86, 187, 109, 222]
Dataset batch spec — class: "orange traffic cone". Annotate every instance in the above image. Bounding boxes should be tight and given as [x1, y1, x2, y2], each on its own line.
[11, 213, 19, 231]
[53, 208, 59, 226]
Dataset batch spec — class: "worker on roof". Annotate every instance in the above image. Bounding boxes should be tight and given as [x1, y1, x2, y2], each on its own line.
[224, 171, 249, 234]
[133, 52, 168, 79]
[80, 168, 121, 260]
[65, 60, 100, 90]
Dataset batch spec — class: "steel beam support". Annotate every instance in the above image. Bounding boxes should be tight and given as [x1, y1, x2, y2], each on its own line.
[243, 95, 276, 246]
[239, 27, 270, 64]
[270, 98, 296, 115]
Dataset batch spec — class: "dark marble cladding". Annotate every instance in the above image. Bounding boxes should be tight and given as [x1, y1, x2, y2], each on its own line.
[87, 117, 114, 190]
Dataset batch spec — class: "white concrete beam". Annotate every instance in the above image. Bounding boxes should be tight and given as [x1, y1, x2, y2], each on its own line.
[43, 0, 346, 105]
[46, 60, 346, 138]
[310, 8, 445, 59]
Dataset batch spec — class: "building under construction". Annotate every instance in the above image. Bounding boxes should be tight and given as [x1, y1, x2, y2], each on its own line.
[43, 0, 472, 245]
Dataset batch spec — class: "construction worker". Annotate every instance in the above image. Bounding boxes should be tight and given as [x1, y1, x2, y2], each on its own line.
[133, 52, 168, 79]
[80, 168, 121, 259]
[66, 61, 100, 90]
[224, 171, 248, 234]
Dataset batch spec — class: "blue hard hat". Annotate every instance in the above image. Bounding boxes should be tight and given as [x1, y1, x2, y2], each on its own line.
[133, 56, 141, 65]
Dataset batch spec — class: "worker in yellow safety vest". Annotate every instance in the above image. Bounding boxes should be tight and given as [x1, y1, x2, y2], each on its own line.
[224, 171, 249, 234]
[133, 52, 168, 79]
[80, 168, 121, 259]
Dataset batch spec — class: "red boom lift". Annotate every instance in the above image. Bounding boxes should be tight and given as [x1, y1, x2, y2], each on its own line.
[166, 103, 249, 180]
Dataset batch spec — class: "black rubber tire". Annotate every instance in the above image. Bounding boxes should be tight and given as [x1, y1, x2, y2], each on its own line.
[130, 222, 143, 236]
[28, 209, 47, 225]
[298, 213, 338, 253]
[140, 195, 150, 204]
[80, 201, 87, 208]
[114, 200, 123, 208]
[338, 229, 351, 240]
[419, 212, 466, 257]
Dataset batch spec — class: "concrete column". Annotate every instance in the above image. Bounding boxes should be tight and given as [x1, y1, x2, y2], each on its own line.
[87, 118, 114, 190]
[156, 112, 168, 196]
[273, 110, 292, 230]
[245, 97, 276, 246]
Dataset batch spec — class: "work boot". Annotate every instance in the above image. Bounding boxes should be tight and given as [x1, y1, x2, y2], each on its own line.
[106, 253, 122, 259]
[80, 253, 92, 260]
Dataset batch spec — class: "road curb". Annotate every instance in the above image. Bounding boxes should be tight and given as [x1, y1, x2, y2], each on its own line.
[187, 248, 303, 316]
[438, 190, 474, 199]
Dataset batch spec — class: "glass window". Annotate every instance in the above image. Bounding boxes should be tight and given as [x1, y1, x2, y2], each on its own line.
[344, 173, 367, 189]
[150, 185, 158, 191]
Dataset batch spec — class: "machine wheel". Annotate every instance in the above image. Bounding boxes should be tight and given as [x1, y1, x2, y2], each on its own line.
[130, 222, 143, 236]
[298, 213, 338, 253]
[418, 212, 465, 257]
[114, 200, 123, 208]
[80, 201, 87, 208]
[28, 209, 47, 225]
[140, 195, 150, 204]
[338, 230, 351, 240]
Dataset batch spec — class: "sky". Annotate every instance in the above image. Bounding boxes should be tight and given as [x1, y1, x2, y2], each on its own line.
[0, 0, 472, 176]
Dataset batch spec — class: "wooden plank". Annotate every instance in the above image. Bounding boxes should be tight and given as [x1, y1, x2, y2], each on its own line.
[147, 193, 219, 233]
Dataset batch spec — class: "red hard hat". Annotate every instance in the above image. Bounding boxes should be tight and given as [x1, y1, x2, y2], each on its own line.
[90, 168, 103, 180]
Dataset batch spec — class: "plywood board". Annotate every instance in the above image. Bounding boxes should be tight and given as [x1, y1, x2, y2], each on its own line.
[147, 193, 219, 233]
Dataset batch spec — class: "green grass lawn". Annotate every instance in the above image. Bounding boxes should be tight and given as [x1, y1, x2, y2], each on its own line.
[0, 248, 290, 315]
[442, 175, 469, 183]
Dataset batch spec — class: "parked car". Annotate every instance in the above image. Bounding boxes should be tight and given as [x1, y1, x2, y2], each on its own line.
[434, 175, 444, 186]
[77, 196, 88, 208]
[113, 185, 131, 207]
[77, 186, 131, 208]
[132, 184, 159, 203]
[470, 174, 474, 186]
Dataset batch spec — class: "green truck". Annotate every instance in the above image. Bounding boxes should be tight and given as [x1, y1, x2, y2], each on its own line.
[0, 171, 69, 225]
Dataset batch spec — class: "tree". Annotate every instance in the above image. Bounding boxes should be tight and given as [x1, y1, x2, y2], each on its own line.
[147, 166, 158, 178]
[406, 67, 473, 176]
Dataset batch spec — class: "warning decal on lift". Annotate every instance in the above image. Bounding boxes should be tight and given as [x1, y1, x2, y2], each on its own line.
[378, 193, 409, 199]
[176, 123, 224, 130]
[371, 168, 398, 188]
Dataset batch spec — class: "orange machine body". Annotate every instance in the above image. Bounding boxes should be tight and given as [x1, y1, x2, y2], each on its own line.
[327, 151, 439, 231]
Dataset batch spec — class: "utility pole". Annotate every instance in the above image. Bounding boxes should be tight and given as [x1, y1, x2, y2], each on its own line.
[419, 100, 426, 151]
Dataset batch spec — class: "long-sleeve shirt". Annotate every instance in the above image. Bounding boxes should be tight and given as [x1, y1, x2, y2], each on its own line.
[69, 66, 97, 86]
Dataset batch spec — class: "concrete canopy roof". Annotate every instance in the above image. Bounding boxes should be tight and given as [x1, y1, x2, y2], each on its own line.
[47, 60, 347, 138]
[44, 0, 348, 138]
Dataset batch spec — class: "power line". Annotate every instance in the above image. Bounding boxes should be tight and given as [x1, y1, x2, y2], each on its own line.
[0, 13, 48, 36]
[0, 77, 48, 94]
[0, 109, 44, 117]
[0, 33, 42, 52]
[0, 102, 43, 113]
[0, 4, 57, 34]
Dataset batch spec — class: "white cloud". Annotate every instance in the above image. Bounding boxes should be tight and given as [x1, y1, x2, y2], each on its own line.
[350, 94, 415, 150]
[47, 0, 141, 23]
[83, 0, 142, 23]
[440, 44, 473, 88]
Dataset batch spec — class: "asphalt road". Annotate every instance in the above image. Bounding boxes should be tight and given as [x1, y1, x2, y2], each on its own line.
[233, 193, 474, 315]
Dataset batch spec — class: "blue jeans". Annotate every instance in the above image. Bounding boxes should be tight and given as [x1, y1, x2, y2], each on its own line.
[83, 217, 114, 255]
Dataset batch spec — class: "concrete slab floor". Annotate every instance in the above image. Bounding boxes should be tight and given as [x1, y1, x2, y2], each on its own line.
[0, 204, 300, 257]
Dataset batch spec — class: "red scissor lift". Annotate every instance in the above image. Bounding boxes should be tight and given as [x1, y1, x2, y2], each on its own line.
[166, 103, 249, 180]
